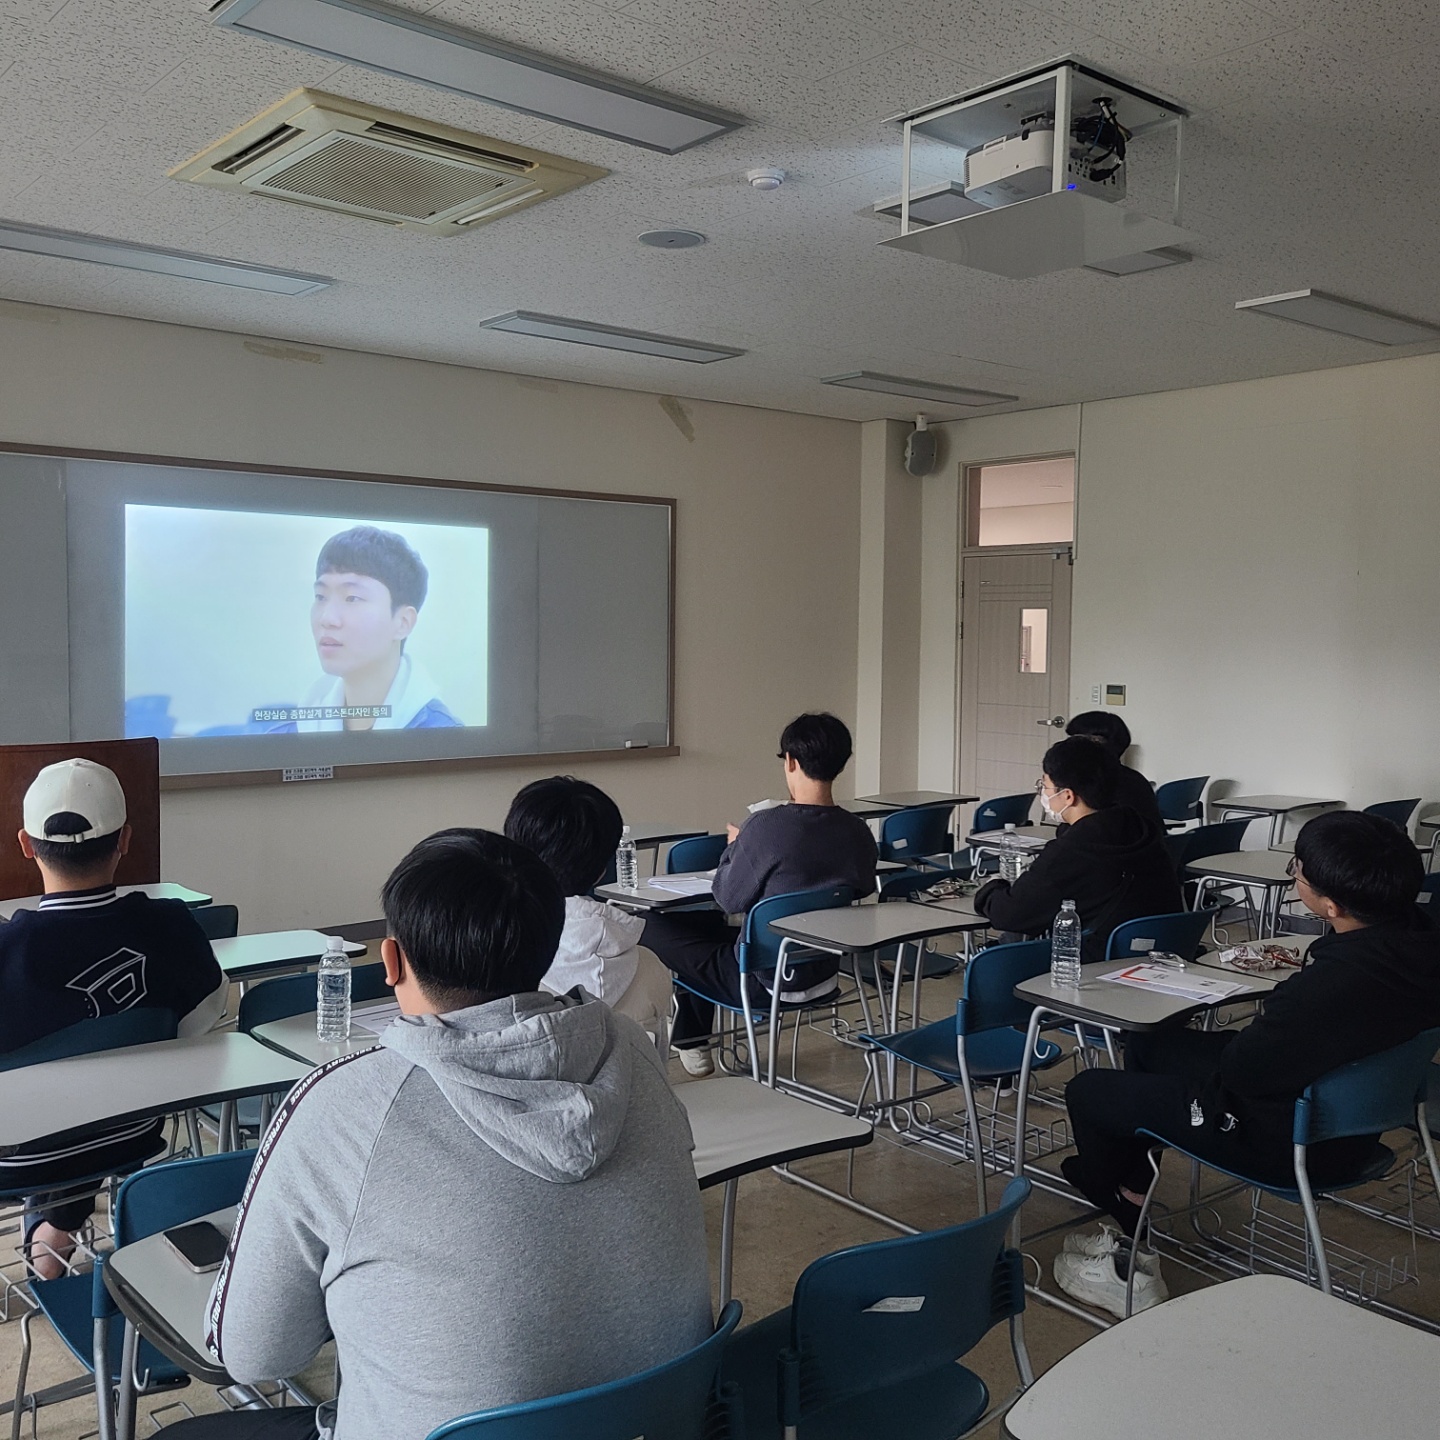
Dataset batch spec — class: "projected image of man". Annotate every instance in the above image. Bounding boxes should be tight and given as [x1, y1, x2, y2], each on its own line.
[275, 526, 461, 733]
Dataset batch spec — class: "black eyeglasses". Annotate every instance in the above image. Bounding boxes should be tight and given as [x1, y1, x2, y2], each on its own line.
[1286, 855, 1302, 880]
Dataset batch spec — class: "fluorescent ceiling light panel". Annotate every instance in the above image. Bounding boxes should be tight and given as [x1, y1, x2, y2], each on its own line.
[1234, 289, 1440, 345]
[211, 0, 742, 154]
[479, 310, 744, 363]
[1086, 246, 1190, 276]
[0, 218, 332, 294]
[822, 371, 1018, 407]
[873, 182, 988, 225]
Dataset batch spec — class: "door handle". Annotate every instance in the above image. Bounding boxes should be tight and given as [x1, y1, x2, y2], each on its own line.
[1036, 715, 1066, 728]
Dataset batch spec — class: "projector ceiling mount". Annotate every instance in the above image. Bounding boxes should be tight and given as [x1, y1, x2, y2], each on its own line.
[880, 57, 1192, 279]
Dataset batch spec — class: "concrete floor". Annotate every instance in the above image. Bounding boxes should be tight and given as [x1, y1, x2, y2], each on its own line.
[5, 962, 1440, 1436]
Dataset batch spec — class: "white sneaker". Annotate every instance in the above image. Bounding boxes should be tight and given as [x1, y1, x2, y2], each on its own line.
[1053, 1237, 1168, 1319]
[676, 1046, 714, 1077]
[1061, 1224, 1126, 1259]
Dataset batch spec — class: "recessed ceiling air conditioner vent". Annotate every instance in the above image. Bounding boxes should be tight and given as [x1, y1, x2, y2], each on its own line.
[170, 89, 607, 234]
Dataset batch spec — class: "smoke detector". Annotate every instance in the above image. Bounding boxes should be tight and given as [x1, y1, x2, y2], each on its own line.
[745, 167, 786, 190]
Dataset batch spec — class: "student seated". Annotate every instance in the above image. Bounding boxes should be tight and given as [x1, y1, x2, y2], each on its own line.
[177, 829, 710, 1440]
[1055, 810, 1440, 1318]
[0, 759, 226, 1280]
[503, 775, 674, 1049]
[974, 736, 1182, 964]
[1065, 710, 1164, 832]
[641, 712, 877, 1076]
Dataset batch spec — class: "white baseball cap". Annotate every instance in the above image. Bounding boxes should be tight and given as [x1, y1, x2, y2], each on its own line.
[23, 758, 128, 843]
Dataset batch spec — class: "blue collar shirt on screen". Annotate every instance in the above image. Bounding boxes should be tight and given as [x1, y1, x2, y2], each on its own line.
[273, 654, 462, 732]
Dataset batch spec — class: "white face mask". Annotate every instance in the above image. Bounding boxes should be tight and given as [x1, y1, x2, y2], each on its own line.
[1041, 788, 1068, 820]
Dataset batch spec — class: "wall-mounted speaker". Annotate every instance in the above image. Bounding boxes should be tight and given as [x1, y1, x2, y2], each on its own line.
[904, 424, 940, 477]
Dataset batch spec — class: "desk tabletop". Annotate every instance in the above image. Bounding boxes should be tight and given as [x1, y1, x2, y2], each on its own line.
[105, 1206, 236, 1387]
[252, 1000, 394, 1067]
[1014, 957, 1275, 1033]
[0, 882, 212, 920]
[1185, 849, 1295, 885]
[1003, 1274, 1440, 1440]
[1215, 794, 1340, 815]
[770, 902, 985, 950]
[1191, 932, 1314, 985]
[966, 824, 1053, 848]
[0, 1032, 308, 1150]
[213, 930, 367, 979]
[677, 1076, 872, 1187]
[626, 823, 709, 847]
[855, 790, 977, 809]
[594, 871, 715, 912]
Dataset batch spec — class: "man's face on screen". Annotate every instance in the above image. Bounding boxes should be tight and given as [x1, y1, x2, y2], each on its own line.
[311, 571, 417, 678]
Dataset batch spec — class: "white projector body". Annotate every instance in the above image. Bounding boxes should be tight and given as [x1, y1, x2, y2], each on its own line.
[964, 129, 1125, 208]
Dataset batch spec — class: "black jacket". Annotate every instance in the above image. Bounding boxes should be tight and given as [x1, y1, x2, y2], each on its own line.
[1195, 907, 1440, 1181]
[974, 806, 1183, 964]
[1116, 764, 1165, 833]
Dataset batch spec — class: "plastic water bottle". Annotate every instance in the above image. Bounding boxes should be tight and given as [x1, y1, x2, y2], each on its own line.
[1050, 900, 1082, 987]
[316, 937, 352, 1041]
[615, 826, 640, 890]
[999, 823, 1022, 882]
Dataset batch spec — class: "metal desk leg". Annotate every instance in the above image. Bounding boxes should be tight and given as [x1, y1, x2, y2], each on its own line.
[718, 1178, 738, 1307]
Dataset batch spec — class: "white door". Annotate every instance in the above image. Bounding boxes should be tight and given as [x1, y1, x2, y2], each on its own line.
[958, 551, 1073, 810]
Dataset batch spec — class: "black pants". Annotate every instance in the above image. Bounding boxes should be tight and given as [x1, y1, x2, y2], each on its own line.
[8, 1122, 167, 1231]
[1064, 1027, 1242, 1234]
[161, 1410, 320, 1439]
[641, 911, 746, 1046]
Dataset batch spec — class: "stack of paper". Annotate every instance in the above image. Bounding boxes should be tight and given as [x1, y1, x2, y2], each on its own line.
[1101, 964, 1248, 1003]
[647, 876, 714, 897]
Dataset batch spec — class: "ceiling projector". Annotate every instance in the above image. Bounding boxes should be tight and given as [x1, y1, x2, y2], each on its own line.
[965, 100, 1130, 208]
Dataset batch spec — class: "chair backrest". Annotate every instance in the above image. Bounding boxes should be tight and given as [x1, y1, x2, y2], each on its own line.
[1175, 819, 1251, 869]
[426, 1300, 743, 1440]
[1295, 1026, 1440, 1147]
[236, 961, 390, 1032]
[878, 807, 952, 864]
[1154, 776, 1209, 823]
[1105, 908, 1217, 963]
[782, 1177, 1030, 1420]
[739, 886, 854, 975]
[0, 1007, 178, 1073]
[956, 941, 1052, 1037]
[971, 793, 1035, 834]
[193, 903, 240, 941]
[1363, 798, 1421, 831]
[878, 868, 966, 902]
[113, 1149, 257, 1248]
[666, 834, 728, 874]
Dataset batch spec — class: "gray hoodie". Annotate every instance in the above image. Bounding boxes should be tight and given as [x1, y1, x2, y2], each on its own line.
[206, 992, 712, 1440]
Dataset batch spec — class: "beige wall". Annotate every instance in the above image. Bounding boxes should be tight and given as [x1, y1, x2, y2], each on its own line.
[0, 304, 861, 928]
[920, 353, 1440, 824]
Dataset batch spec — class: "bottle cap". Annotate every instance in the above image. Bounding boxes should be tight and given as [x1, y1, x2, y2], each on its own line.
[1004, 822, 1016, 832]
[326, 935, 344, 951]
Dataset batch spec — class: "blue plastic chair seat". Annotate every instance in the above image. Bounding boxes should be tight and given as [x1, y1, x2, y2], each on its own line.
[1138, 1129, 1396, 1204]
[28, 1273, 187, 1388]
[864, 1017, 1063, 1082]
[724, 1304, 990, 1440]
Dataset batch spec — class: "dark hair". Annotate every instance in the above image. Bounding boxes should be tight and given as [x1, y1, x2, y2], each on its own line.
[1042, 736, 1120, 809]
[503, 776, 623, 896]
[28, 827, 124, 879]
[1293, 811, 1423, 924]
[779, 712, 853, 783]
[1065, 710, 1132, 760]
[381, 828, 564, 1008]
[316, 525, 429, 611]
